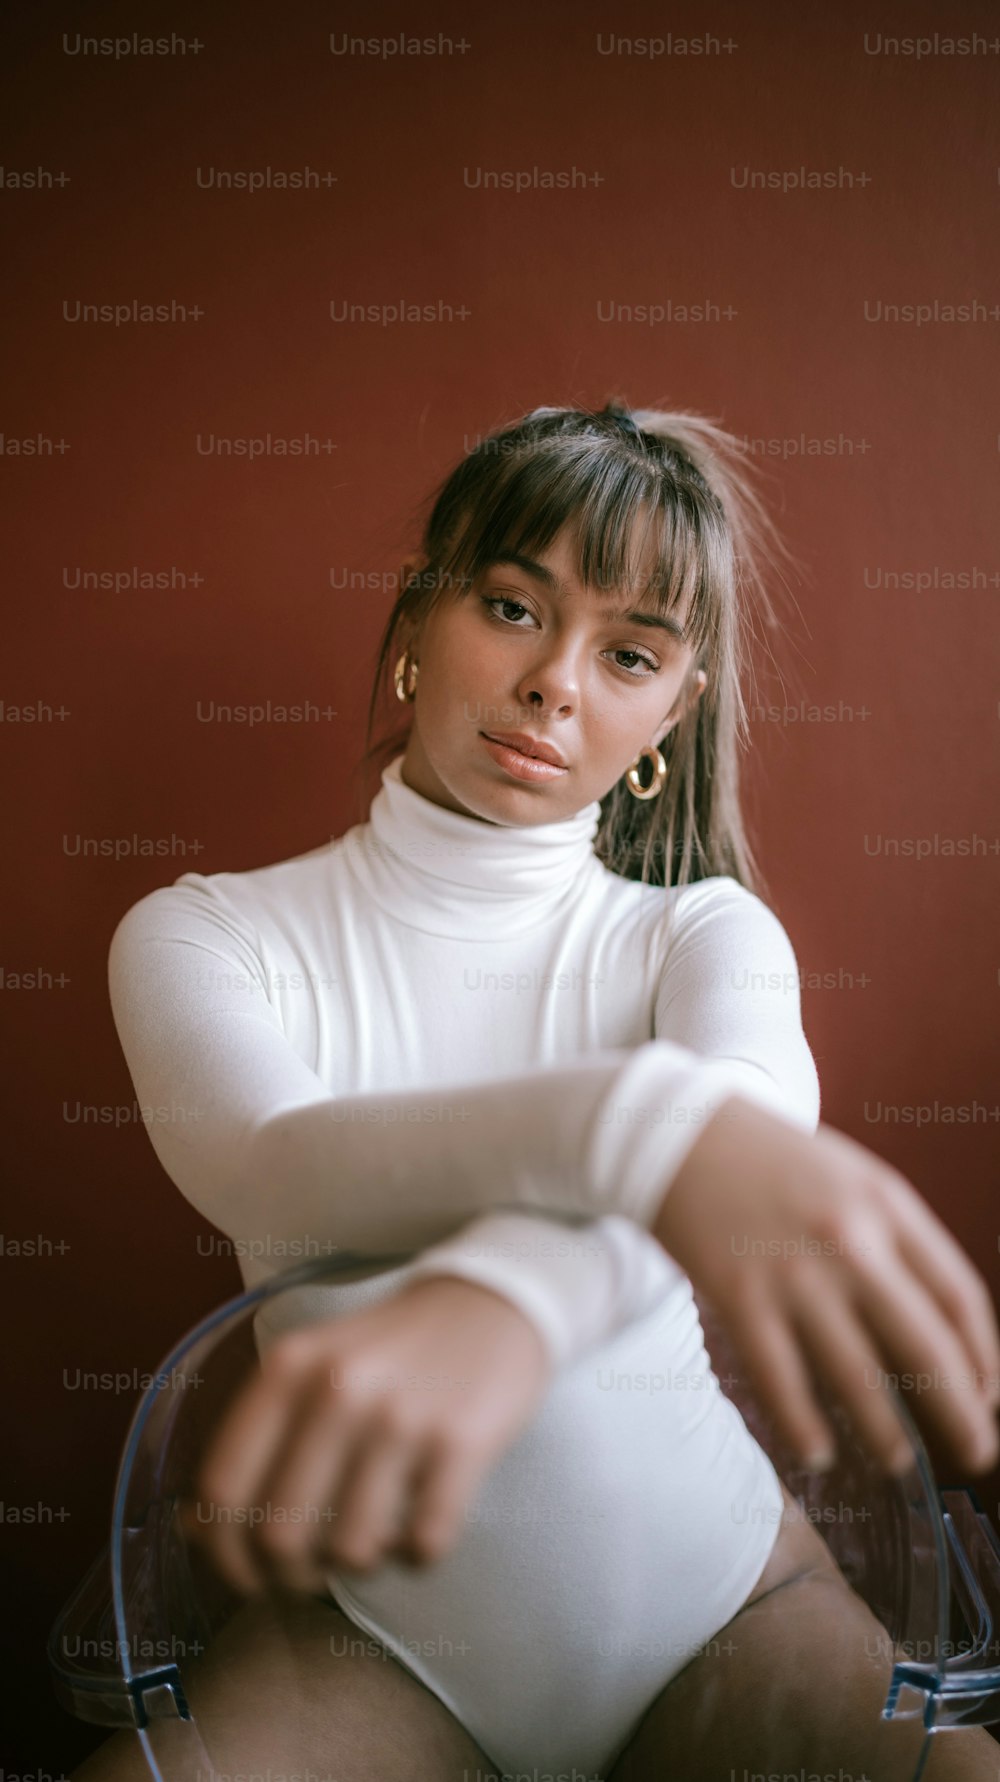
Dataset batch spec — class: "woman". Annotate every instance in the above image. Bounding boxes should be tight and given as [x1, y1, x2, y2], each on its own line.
[75, 403, 1000, 1780]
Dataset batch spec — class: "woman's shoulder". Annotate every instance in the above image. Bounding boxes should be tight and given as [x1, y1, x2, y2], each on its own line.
[657, 873, 802, 971]
[597, 861, 778, 928]
[593, 864, 790, 953]
[669, 872, 777, 924]
[589, 864, 795, 983]
[108, 834, 345, 955]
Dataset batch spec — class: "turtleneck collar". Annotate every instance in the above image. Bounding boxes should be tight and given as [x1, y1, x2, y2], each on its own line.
[342, 753, 605, 938]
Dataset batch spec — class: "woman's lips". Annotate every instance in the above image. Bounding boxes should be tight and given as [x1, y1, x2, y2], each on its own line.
[479, 733, 569, 782]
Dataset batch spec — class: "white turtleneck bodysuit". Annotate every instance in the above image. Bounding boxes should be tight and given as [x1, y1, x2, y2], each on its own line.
[108, 753, 821, 1777]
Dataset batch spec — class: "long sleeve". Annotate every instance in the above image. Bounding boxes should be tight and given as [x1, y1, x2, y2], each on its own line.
[587, 882, 822, 1211]
[108, 882, 774, 1251]
[107, 874, 819, 1369]
[402, 1209, 678, 1370]
[400, 883, 822, 1365]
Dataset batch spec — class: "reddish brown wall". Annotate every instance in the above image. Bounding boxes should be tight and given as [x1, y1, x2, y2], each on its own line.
[2, 0, 997, 1766]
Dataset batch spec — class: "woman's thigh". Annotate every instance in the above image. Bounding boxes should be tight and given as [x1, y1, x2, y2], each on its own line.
[606, 1561, 1000, 1782]
[70, 1588, 498, 1782]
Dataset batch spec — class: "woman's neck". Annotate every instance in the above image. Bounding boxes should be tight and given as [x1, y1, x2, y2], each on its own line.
[342, 753, 604, 939]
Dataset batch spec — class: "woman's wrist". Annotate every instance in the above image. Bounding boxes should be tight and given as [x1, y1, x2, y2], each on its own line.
[648, 1092, 762, 1256]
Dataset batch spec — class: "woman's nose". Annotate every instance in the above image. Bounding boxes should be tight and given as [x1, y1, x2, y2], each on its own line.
[517, 649, 581, 717]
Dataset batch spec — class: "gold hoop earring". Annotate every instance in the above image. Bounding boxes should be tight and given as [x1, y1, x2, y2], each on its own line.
[393, 650, 419, 703]
[625, 744, 666, 800]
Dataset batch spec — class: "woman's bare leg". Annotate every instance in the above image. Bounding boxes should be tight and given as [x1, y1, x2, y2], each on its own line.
[606, 1552, 1000, 1782]
[69, 1588, 498, 1782]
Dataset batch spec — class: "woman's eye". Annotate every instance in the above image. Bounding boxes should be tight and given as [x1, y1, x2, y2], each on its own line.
[482, 595, 532, 624]
[481, 596, 658, 677]
[613, 649, 659, 677]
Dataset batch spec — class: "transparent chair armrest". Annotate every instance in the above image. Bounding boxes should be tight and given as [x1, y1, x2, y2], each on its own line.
[891, 1488, 1000, 1732]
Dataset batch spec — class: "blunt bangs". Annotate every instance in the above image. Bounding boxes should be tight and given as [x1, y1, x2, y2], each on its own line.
[426, 420, 724, 664]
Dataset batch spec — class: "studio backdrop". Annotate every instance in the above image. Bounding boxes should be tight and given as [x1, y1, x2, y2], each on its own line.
[2, 0, 998, 1768]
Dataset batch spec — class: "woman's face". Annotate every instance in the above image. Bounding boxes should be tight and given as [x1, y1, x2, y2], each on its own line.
[398, 521, 707, 826]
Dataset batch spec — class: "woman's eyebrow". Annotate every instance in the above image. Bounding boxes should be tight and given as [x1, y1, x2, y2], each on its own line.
[482, 552, 688, 641]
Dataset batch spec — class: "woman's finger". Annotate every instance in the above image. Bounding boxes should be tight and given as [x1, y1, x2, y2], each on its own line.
[406, 1428, 491, 1564]
[832, 1221, 1000, 1471]
[784, 1265, 917, 1475]
[328, 1417, 425, 1571]
[187, 1337, 318, 1594]
[874, 1170, 1000, 1407]
[711, 1279, 839, 1469]
[246, 1369, 364, 1589]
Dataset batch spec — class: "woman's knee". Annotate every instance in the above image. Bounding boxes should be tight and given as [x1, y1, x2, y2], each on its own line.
[606, 1566, 931, 1781]
[69, 1590, 495, 1782]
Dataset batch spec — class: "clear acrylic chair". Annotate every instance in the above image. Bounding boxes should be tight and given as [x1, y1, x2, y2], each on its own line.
[48, 1251, 1000, 1782]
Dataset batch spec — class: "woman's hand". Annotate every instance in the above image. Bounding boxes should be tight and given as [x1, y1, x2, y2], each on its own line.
[180, 1275, 553, 1596]
[653, 1094, 1000, 1478]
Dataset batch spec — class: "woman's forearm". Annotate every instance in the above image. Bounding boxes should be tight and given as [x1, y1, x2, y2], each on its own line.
[109, 883, 817, 1265]
[224, 1043, 755, 1256]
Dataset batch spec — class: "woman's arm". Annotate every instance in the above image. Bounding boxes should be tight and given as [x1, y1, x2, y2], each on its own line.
[111, 876, 1000, 1481]
[653, 879, 821, 1125]
[107, 879, 764, 1258]
[635, 886, 999, 1475]
[107, 875, 818, 1374]
[400, 882, 823, 1361]
[400, 1208, 677, 1369]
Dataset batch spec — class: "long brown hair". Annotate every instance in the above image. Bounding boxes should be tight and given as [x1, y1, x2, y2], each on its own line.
[356, 399, 808, 907]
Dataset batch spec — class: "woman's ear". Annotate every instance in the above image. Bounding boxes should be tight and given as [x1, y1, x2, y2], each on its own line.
[652, 669, 708, 749]
[399, 553, 429, 593]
